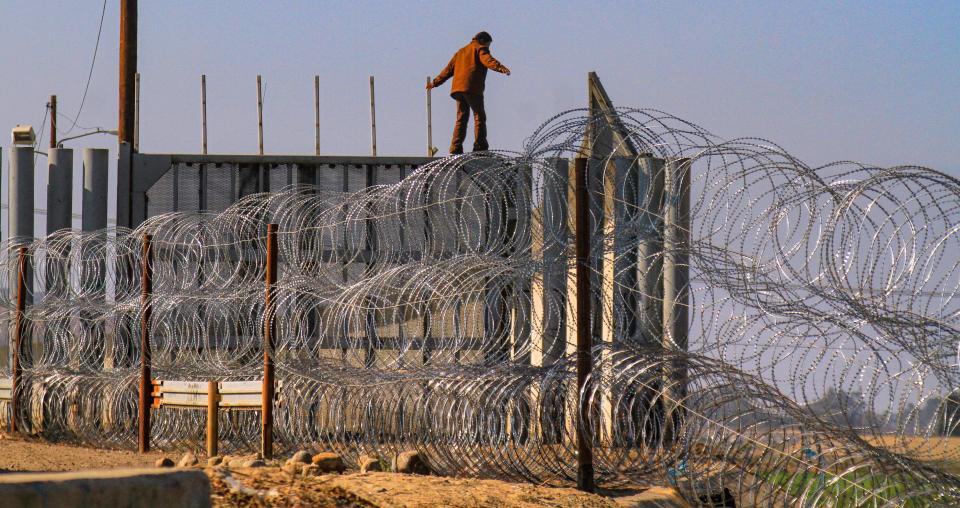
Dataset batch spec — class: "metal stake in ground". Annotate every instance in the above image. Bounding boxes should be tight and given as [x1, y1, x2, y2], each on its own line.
[207, 381, 219, 457]
[262, 224, 278, 459]
[574, 157, 595, 492]
[10, 247, 27, 434]
[138, 233, 153, 453]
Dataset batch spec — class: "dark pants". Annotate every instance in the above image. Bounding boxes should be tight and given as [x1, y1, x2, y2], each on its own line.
[450, 92, 487, 154]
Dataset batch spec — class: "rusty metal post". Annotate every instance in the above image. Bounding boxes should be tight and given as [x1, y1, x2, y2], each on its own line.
[426, 76, 433, 157]
[262, 224, 278, 459]
[138, 233, 153, 453]
[369, 76, 377, 156]
[257, 75, 264, 155]
[314, 75, 320, 155]
[9, 247, 27, 434]
[201, 75, 208, 155]
[573, 157, 595, 492]
[207, 381, 219, 457]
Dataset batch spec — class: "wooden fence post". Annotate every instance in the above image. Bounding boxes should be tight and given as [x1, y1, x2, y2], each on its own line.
[207, 381, 219, 457]
[138, 234, 153, 453]
[573, 157, 595, 492]
[262, 224, 278, 460]
[9, 247, 27, 434]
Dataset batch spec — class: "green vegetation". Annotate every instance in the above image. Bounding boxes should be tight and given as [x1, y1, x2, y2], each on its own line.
[765, 469, 931, 507]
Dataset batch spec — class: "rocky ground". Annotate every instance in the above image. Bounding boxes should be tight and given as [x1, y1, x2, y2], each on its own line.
[0, 435, 690, 507]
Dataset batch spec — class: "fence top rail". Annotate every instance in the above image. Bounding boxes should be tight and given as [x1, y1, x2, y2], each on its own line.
[160, 153, 439, 166]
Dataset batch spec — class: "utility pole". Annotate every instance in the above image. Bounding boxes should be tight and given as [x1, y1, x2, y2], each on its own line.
[49, 95, 57, 149]
[119, 0, 137, 148]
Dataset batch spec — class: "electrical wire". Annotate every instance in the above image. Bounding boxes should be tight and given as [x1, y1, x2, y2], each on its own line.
[61, 0, 108, 136]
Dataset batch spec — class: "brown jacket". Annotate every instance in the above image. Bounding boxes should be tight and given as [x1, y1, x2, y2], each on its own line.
[432, 40, 508, 96]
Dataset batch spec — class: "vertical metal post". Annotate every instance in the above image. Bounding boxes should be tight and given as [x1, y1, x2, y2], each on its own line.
[9, 247, 27, 433]
[256, 75, 264, 155]
[207, 380, 219, 457]
[662, 158, 690, 444]
[134, 73, 140, 152]
[201, 74, 208, 155]
[369, 76, 377, 156]
[118, 0, 137, 146]
[262, 223, 278, 459]
[138, 233, 153, 453]
[49, 95, 57, 149]
[573, 157, 595, 492]
[314, 75, 320, 155]
[426, 76, 433, 157]
[47, 148, 74, 234]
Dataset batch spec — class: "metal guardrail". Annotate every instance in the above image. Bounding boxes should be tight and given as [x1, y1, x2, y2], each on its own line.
[150, 379, 275, 409]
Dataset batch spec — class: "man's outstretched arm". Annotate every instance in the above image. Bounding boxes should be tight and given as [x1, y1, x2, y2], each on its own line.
[428, 56, 456, 88]
[478, 47, 511, 75]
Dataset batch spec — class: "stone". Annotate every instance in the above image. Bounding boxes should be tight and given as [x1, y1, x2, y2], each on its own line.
[226, 454, 259, 468]
[154, 457, 175, 468]
[617, 487, 692, 507]
[206, 456, 223, 467]
[311, 452, 346, 473]
[393, 450, 430, 475]
[358, 455, 382, 473]
[177, 453, 198, 468]
[241, 459, 265, 468]
[281, 462, 301, 475]
[289, 450, 312, 464]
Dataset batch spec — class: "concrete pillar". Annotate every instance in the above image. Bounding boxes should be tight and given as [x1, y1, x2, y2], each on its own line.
[9, 147, 35, 246]
[82, 149, 109, 232]
[45, 149, 74, 302]
[8, 147, 34, 310]
[82, 149, 109, 369]
[47, 148, 74, 234]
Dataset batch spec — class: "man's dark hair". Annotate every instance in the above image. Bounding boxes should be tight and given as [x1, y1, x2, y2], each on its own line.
[474, 31, 493, 44]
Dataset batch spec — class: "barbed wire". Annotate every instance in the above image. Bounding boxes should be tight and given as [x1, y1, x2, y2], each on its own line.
[0, 108, 957, 506]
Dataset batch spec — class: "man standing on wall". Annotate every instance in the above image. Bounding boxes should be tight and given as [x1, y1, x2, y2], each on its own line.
[427, 31, 511, 154]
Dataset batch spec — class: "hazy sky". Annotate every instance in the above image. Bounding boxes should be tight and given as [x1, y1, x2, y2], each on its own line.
[1, 0, 957, 171]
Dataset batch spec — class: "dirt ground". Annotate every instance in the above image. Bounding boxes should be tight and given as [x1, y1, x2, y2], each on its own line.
[0, 436, 689, 507]
[0, 435, 164, 472]
[209, 469, 643, 508]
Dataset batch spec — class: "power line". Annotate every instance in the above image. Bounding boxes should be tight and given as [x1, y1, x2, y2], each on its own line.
[62, 0, 108, 136]
[33, 104, 49, 165]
